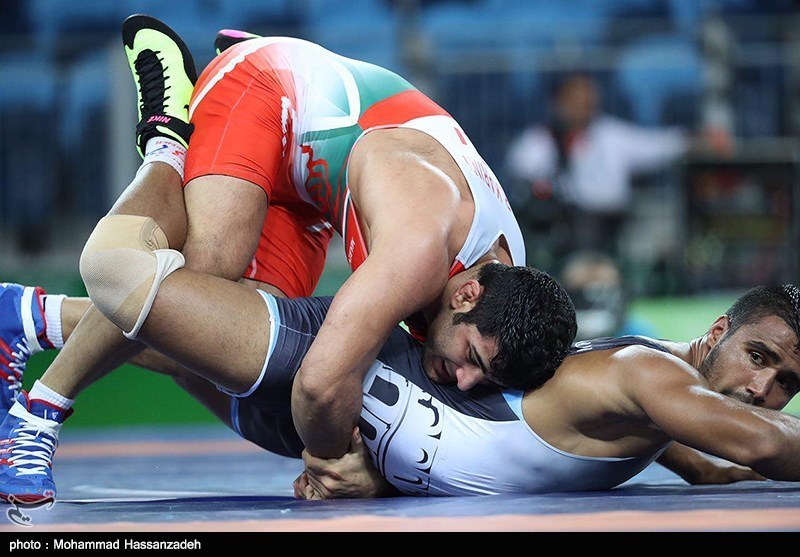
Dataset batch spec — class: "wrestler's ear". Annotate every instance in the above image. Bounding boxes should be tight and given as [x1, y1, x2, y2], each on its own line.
[450, 279, 484, 310]
[706, 315, 731, 349]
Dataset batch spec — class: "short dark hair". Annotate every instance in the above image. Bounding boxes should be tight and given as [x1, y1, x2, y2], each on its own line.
[725, 284, 800, 349]
[453, 263, 577, 391]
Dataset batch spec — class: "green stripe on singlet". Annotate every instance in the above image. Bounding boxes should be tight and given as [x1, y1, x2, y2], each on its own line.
[297, 60, 415, 145]
[299, 124, 361, 144]
[293, 57, 421, 226]
[337, 57, 417, 110]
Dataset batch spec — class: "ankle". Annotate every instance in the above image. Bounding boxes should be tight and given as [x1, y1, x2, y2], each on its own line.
[28, 380, 74, 413]
[137, 137, 187, 181]
[42, 295, 66, 350]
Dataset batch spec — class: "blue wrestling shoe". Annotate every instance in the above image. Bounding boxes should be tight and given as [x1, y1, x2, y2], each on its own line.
[0, 284, 50, 417]
[0, 391, 70, 504]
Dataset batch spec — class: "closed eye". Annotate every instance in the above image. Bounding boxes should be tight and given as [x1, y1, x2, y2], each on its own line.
[469, 344, 490, 377]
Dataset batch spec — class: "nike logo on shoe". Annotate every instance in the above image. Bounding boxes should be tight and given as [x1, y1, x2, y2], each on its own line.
[147, 115, 172, 124]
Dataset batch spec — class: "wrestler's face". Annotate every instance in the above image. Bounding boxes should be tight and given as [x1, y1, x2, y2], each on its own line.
[422, 313, 501, 391]
[700, 315, 800, 410]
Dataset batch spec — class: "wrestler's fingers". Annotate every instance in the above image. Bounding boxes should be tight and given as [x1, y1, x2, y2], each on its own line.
[293, 471, 309, 499]
[304, 469, 333, 499]
[295, 470, 326, 500]
[304, 457, 345, 481]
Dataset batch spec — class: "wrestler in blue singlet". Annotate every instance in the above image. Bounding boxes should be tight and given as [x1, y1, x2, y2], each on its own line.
[230, 295, 670, 496]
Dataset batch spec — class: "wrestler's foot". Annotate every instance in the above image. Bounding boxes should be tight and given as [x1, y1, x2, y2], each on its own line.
[0, 391, 70, 504]
[214, 29, 261, 55]
[122, 14, 198, 158]
[0, 284, 50, 417]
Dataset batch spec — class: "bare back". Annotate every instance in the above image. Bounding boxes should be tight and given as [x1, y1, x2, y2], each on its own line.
[522, 332, 800, 484]
[523, 344, 676, 459]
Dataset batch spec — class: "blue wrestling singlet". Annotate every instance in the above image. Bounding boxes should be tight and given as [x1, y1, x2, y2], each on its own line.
[231, 294, 670, 496]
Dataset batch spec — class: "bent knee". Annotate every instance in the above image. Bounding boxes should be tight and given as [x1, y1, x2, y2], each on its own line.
[79, 215, 185, 337]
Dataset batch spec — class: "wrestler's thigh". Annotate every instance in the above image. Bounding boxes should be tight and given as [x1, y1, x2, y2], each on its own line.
[241, 202, 333, 298]
[138, 267, 271, 394]
[182, 175, 268, 280]
[178, 281, 290, 430]
[181, 54, 284, 280]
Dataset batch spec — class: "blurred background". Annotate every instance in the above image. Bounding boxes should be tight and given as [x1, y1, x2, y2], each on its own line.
[1, 0, 798, 426]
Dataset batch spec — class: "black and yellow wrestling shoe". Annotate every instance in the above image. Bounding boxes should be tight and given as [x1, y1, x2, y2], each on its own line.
[122, 14, 197, 158]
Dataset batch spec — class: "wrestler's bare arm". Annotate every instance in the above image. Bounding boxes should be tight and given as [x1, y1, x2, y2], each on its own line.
[291, 152, 460, 458]
[656, 442, 765, 485]
[624, 350, 800, 481]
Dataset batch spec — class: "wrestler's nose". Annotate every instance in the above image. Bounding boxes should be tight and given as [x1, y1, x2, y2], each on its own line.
[747, 368, 776, 405]
[455, 365, 483, 391]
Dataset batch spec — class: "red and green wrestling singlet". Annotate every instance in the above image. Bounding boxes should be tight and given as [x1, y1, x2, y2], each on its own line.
[185, 37, 524, 301]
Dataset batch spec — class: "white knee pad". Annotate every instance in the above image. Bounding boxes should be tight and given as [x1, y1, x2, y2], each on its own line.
[79, 215, 185, 340]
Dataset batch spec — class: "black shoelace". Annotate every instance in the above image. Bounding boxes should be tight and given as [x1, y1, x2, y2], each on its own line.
[134, 50, 172, 115]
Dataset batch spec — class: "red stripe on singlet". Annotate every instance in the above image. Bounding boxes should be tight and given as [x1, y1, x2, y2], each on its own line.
[449, 260, 466, 279]
[343, 191, 369, 272]
[357, 90, 452, 130]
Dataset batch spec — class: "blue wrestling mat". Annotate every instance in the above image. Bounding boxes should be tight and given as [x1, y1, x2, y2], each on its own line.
[0, 425, 796, 534]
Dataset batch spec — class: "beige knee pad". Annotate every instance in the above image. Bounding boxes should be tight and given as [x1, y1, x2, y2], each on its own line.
[79, 215, 185, 340]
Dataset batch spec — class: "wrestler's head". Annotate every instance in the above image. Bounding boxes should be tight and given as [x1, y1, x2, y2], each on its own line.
[699, 284, 800, 410]
[422, 263, 577, 392]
